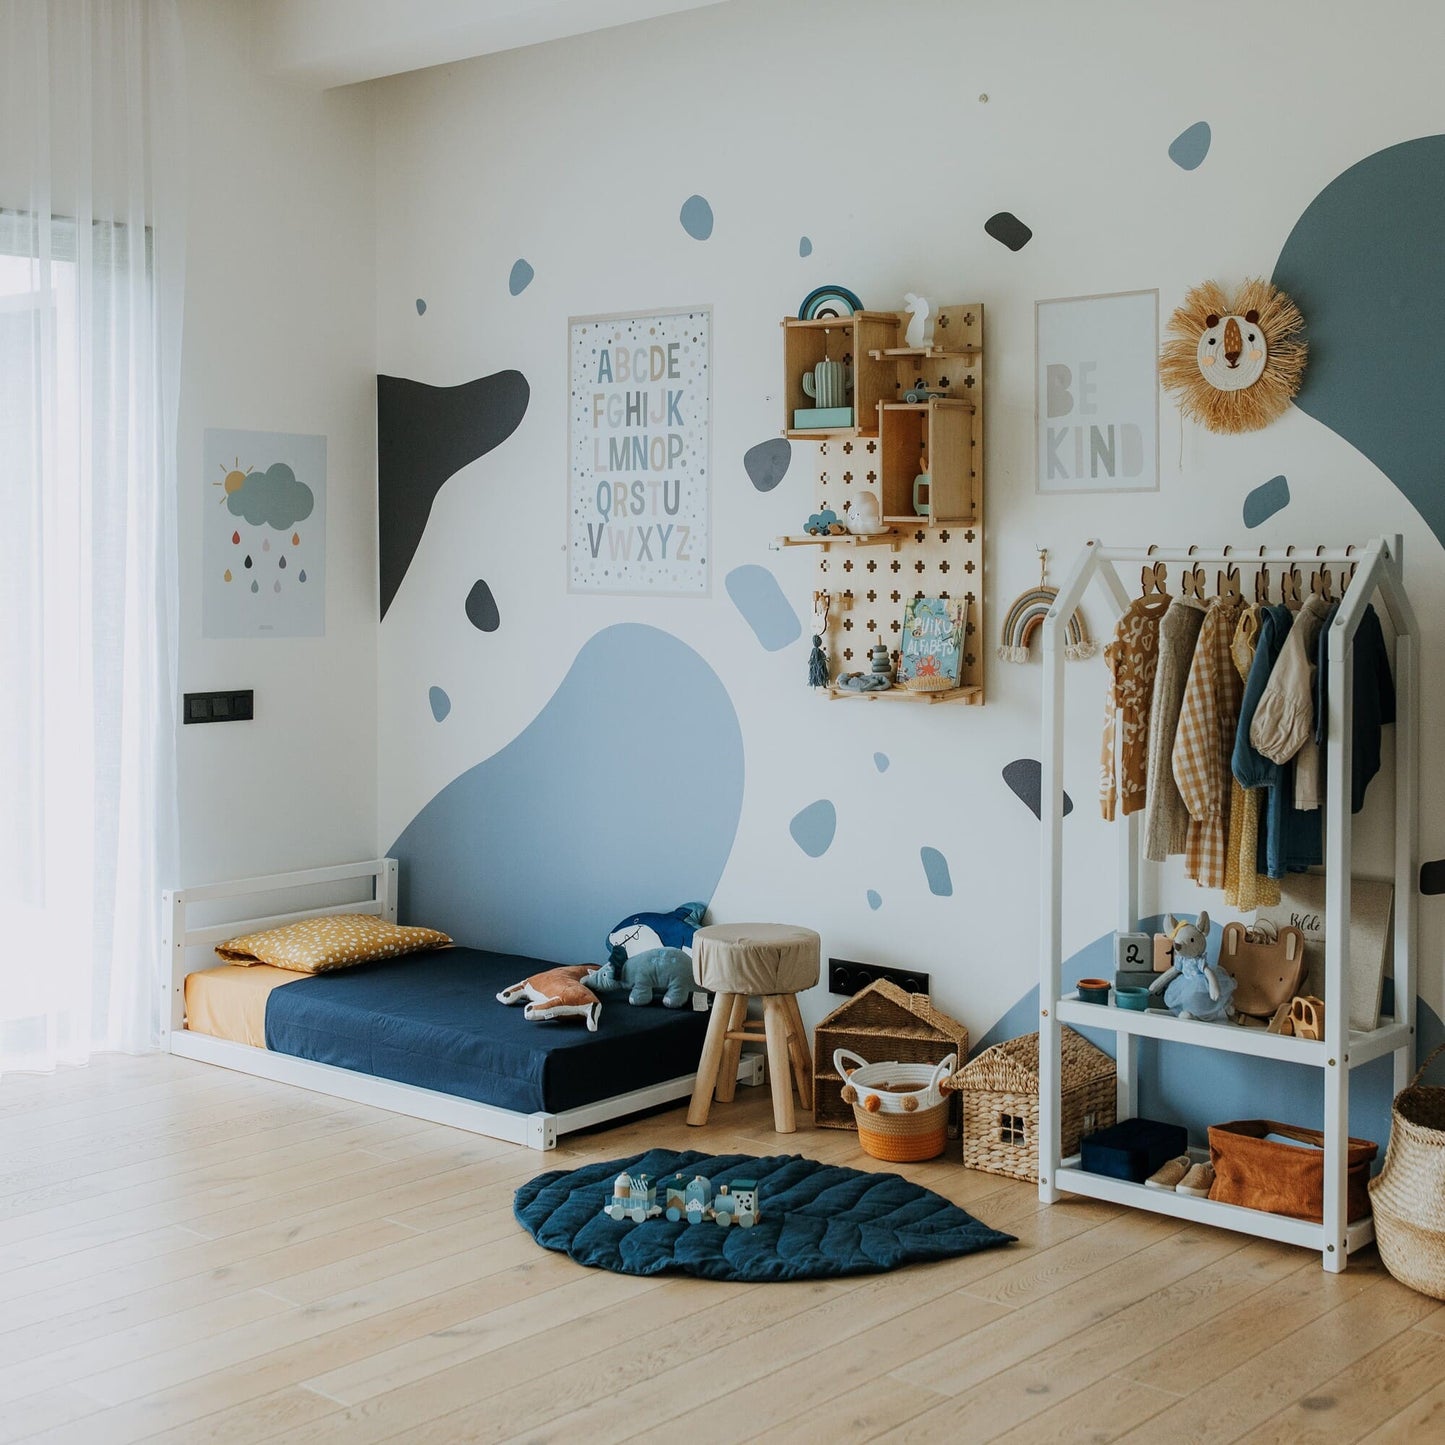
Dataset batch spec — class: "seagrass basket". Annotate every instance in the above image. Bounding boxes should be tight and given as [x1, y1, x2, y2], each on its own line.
[1370, 1042, 1445, 1299]
[953, 1028, 1115, 1182]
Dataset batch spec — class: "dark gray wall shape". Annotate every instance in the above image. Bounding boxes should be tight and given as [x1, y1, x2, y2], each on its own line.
[1003, 758, 1074, 820]
[984, 211, 1032, 251]
[1421, 859, 1445, 895]
[1243, 474, 1290, 528]
[743, 437, 791, 492]
[464, 579, 500, 633]
[1275, 135, 1445, 547]
[376, 370, 530, 619]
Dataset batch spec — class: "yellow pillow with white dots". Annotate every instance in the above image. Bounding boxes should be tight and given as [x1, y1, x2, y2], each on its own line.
[215, 914, 452, 973]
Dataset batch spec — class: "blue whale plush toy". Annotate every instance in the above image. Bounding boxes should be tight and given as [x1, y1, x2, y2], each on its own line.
[590, 902, 705, 1008]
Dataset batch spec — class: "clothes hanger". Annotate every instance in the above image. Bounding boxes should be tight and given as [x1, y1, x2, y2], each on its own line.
[1216, 545, 1242, 603]
[1280, 546, 1303, 612]
[1140, 544, 1169, 598]
[1309, 545, 1334, 604]
[1254, 546, 1271, 606]
[1179, 544, 1207, 601]
[1341, 543, 1357, 595]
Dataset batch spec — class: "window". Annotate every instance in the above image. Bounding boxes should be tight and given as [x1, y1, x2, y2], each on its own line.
[999, 1112, 1028, 1146]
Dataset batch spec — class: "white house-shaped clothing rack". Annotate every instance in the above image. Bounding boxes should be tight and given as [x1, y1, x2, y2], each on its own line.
[1036, 538, 1417, 1272]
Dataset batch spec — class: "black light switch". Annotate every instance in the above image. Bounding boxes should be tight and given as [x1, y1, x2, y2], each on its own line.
[184, 690, 254, 724]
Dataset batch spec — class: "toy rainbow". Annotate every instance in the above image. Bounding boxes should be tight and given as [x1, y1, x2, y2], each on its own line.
[996, 585, 1095, 664]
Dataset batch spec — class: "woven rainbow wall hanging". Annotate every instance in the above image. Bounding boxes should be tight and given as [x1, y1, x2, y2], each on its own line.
[997, 552, 1094, 664]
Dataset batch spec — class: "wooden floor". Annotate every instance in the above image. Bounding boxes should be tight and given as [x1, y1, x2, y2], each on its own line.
[0, 1055, 1440, 1445]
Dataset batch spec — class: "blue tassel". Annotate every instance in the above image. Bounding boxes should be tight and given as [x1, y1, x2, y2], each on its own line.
[808, 634, 829, 688]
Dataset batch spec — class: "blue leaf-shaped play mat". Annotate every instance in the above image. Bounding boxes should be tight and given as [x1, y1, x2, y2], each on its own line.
[514, 1149, 1015, 1281]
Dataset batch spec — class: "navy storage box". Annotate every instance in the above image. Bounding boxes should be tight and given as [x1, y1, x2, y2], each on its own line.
[1080, 1118, 1188, 1182]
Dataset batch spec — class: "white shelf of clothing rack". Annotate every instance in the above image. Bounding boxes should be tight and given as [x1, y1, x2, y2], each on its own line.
[1037, 537, 1418, 1273]
[1056, 994, 1413, 1067]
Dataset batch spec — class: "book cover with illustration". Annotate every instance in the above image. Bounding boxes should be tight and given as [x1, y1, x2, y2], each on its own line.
[899, 597, 965, 689]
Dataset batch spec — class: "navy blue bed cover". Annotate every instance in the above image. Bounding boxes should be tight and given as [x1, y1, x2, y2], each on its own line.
[263, 947, 712, 1114]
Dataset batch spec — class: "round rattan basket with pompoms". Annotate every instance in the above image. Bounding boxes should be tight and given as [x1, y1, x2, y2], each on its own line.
[1370, 1043, 1445, 1300]
[835, 1049, 957, 1162]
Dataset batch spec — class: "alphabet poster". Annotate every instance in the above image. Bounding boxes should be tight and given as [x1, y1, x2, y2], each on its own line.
[568, 307, 711, 595]
[202, 428, 326, 638]
[1036, 291, 1158, 494]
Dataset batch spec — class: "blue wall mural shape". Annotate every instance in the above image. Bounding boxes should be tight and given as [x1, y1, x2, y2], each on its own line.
[390, 623, 745, 964]
[376, 370, 530, 619]
[1275, 135, 1445, 548]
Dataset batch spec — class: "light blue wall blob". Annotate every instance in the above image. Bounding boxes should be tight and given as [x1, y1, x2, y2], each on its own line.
[920, 846, 952, 897]
[391, 624, 744, 961]
[1168, 121, 1212, 170]
[725, 565, 802, 651]
[789, 799, 836, 858]
[1243, 474, 1291, 528]
[799, 236, 813, 257]
[427, 686, 451, 722]
[508, 259, 534, 295]
[972, 917, 1445, 1161]
[679, 193, 714, 240]
[743, 437, 791, 493]
[866, 889, 882, 911]
[415, 298, 427, 315]
[873, 752, 890, 773]
[1276, 135, 1445, 549]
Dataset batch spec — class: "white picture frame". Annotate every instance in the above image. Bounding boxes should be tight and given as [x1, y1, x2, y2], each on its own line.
[567, 305, 712, 596]
[1035, 290, 1159, 495]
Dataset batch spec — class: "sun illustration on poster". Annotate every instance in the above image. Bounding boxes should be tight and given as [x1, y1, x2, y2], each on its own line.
[212, 456, 253, 504]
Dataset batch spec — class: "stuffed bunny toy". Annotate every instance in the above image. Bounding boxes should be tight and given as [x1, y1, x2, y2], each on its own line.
[589, 946, 695, 1008]
[1148, 911, 1236, 1022]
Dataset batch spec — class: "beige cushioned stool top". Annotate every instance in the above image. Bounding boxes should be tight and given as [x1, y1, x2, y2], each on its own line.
[693, 923, 820, 996]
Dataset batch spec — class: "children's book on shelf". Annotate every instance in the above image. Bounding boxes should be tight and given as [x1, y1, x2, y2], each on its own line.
[899, 597, 965, 690]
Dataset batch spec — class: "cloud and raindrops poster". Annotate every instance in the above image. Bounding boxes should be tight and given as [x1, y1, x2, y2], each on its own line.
[568, 307, 711, 596]
[203, 428, 326, 638]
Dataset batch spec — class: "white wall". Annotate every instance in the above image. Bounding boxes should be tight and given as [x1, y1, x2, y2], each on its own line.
[175, 0, 378, 885]
[368, 0, 1445, 1048]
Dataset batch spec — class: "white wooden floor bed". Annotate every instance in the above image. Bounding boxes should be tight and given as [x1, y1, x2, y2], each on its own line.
[163, 858, 761, 1150]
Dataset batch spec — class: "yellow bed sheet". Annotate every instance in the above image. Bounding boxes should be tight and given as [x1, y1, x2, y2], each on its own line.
[184, 964, 304, 1049]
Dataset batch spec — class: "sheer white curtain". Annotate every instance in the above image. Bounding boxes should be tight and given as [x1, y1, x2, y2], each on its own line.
[0, 0, 185, 1070]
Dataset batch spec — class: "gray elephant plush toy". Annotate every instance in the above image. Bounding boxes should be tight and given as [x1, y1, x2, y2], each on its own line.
[589, 946, 695, 1008]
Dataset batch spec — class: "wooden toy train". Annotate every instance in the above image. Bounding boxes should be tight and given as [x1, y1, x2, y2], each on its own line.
[604, 1170, 761, 1227]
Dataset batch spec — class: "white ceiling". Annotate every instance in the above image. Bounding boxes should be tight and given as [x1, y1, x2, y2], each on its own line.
[253, 0, 736, 88]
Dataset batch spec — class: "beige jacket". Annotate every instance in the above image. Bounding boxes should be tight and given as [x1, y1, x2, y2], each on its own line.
[1250, 594, 1331, 777]
[1143, 596, 1207, 863]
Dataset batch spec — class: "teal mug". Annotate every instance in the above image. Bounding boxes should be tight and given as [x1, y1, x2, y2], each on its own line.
[802, 359, 853, 410]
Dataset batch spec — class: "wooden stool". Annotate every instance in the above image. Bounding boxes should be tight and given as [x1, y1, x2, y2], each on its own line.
[686, 923, 820, 1133]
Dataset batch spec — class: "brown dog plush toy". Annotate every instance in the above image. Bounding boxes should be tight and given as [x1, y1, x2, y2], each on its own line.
[496, 965, 602, 1031]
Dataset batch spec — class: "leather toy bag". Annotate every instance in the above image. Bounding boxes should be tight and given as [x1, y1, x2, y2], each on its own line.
[1208, 1119, 1377, 1223]
[1219, 923, 1308, 1019]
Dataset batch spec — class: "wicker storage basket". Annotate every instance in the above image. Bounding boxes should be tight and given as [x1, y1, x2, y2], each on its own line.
[954, 1029, 1116, 1182]
[1370, 1042, 1445, 1299]
[836, 1049, 958, 1162]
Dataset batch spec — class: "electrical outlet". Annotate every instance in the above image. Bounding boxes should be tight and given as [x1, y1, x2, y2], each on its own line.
[183, 690, 254, 724]
[828, 958, 931, 998]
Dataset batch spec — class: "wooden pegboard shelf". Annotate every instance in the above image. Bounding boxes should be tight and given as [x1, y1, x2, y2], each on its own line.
[782, 301, 985, 706]
[771, 531, 899, 552]
[825, 684, 983, 706]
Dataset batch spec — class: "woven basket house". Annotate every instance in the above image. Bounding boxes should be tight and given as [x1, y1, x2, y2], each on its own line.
[813, 979, 968, 1131]
[954, 1028, 1115, 1182]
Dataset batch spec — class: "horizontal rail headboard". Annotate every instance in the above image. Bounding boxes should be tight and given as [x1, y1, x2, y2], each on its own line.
[162, 858, 398, 1039]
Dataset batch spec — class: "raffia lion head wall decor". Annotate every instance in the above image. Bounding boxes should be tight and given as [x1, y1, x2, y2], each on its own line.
[1160, 278, 1308, 434]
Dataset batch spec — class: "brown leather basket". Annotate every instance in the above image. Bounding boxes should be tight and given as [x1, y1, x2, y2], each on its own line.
[1207, 1119, 1377, 1223]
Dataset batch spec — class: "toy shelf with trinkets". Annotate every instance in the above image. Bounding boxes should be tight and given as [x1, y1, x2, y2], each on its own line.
[773, 303, 986, 706]
[1036, 538, 1418, 1273]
